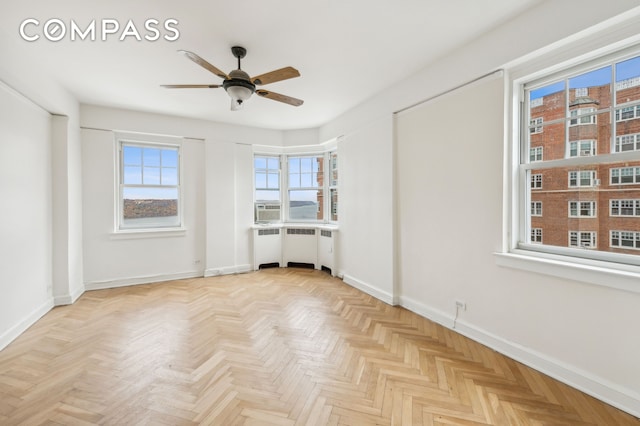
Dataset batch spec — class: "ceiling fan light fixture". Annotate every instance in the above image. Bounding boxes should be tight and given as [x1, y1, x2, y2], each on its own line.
[225, 84, 253, 102]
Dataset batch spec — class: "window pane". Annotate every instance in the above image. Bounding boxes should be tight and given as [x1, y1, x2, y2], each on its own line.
[143, 148, 161, 167]
[255, 172, 267, 188]
[255, 157, 267, 169]
[161, 167, 178, 185]
[122, 187, 178, 228]
[569, 65, 611, 110]
[267, 157, 279, 169]
[123, 146, 142, 166]
[267, 172, 279, 188]
[301, 172, 312, 187]
[162, 149, 178, 167]
[123, 166, 142, 184]
[289, 190, 323, 221]
[143, 167, 161, 185]
[289, 157, 300, 173]
[289, 172, 300, 188]
[615, 55, 640, 105]
[256, 189, 280, 202]
[529, 81, 565, 122]
[529, 121, 563, 162]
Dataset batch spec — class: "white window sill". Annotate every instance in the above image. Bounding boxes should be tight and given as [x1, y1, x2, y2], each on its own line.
[110, 227, 187, 239]
[494, 250, 640, 294]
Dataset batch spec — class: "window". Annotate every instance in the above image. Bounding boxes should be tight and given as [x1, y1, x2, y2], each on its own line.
[531, 174, 543, 189]
[530, 146, 543, 162]
[615, 104, 640, 121]
[569, 231, 596, 248]
[614, 133, 640, 153]
[529, 117, 543, 134]
[568, 140, 596, 157]
[569, 107, 597, 126]
[254, 155, 281, 222]
[119, 141, 180, 230]
[610, 199, 640, 216]
[611, 230, 640, 249]
[610, 167, 640, 185]
[531, 228, 542, 243]
[568, 170, 596, 187]
[531, 201, 542, 216]
[288, 155, 324, 221]
[515, 47, 640, 269]
[329, 151, 338, 222]
[569, 201, 596, 217]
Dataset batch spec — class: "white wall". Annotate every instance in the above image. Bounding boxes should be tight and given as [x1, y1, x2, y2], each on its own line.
[319, 0, 640, 417]
[0, 83, 53, 350]
[80, 105, 280, 286]
[339, 117, 394, 302]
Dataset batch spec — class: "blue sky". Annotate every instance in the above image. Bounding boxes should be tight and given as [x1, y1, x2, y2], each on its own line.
[530, 55, 640, 99]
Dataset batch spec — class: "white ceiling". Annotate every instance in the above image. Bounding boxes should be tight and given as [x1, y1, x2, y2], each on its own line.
[1, 0, 541, 130]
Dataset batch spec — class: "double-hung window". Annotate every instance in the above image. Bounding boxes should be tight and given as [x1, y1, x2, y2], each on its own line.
[254, 156, 281, 222]
[287, 155, 324, 221]
[517, 47, 640, 264]
[329, 151, 338, 222]
[118, 140, 181, 230]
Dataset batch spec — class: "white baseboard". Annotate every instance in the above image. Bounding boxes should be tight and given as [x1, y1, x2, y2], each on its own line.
[0, 298, 54, 351]
[342, 273, 395, 305]
[84, 270, 204, 291]
[204, 264, 253, 277]
[399, 295, 640, 418]
[53, 284, 85, 306]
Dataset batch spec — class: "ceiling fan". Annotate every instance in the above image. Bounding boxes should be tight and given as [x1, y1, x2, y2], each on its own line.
[162, 46, 303, 111]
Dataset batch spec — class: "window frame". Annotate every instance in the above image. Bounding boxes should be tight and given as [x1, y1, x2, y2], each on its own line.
[115, 135, 183, 233]
[568, 200, 597, 218]
[498, 40, 640, 294]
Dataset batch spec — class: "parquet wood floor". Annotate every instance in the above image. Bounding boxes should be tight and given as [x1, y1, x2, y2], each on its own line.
[0, 268, 638, 425]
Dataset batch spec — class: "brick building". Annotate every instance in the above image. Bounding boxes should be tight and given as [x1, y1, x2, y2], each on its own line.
[528, 78, 640, 254]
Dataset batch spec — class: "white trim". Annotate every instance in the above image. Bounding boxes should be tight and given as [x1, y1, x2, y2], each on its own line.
[84, 270, 203, 291]
[110, 227, 187, 239]
[342, 274, 395, 305]
[204, 264, 253, 277]
[53, 285, 85, 306]
[399, 294, 640, 418]
[0, 298, 54, 351]
[494, 251, 640, 295]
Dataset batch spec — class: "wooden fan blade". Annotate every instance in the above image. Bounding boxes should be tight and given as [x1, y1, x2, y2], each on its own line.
[178, 50, 229, 80]
[161, 84, 221, 88]
[251, 67, 300, 85]
[256, 89, 304, 106]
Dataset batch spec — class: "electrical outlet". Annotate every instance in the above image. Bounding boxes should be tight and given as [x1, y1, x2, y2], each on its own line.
[455, 300, 466, 311]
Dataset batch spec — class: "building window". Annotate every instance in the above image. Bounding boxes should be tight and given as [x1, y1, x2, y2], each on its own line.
[531, 201, 542, 216]
[288, 155, 324, 221]
[569, 201, 596, 217]
[568, 170, 596, 187]
[329, 151, 338, 222]
[531, 228, 542, 243]
[611, 230, 640, 249]
[614, 133, 640, 152]
[569, 231, 597, 248]
[529, 117, 543, 134]
[118, 141, 180, 230]
[615, 104, 640, 121]
[530, 146, 543, 162]
[254, 155, 281, 222]
[530, 174, 543, 189]
[568, 140, 596, 157]
[610, 199, 640, 216]
[569, 107, 597, 126]
[610, 167, 640, 185]
[517, 47, 640, 267]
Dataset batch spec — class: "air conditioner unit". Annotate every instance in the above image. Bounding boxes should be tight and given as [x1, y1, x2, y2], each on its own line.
[580, 149, 592, 156]
[255, 203, 281, 222]
[594, 179, 601, 186]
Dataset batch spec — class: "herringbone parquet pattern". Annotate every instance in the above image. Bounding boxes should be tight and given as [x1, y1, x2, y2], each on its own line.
[0, 268, 637, 425]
